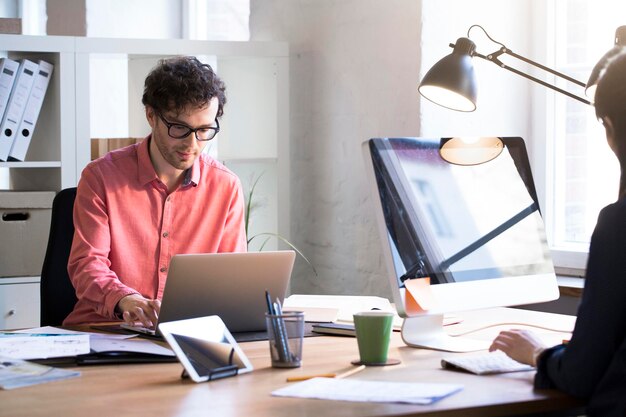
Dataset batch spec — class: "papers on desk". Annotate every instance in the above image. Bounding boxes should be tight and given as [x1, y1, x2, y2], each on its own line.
[283, 294, 397, 324]
[8, 326, 175, 364]
[283, 295, 464, 329]
[14, 326, 136, 340]
[0, 332, 90, 360]
[282, 306, 339, 323]
[272, 377, 463, 405]
[89, 338, 175, 357]
[0, 356, 80, 390]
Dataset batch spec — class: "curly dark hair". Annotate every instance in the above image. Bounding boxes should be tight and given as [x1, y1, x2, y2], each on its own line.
[142, 56, 226, 117]
[595, 48, 626, 138]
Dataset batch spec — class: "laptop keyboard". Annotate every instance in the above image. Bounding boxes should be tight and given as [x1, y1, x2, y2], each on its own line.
[120, 323, 157, 336]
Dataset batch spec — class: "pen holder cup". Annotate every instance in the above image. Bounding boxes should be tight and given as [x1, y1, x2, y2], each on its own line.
[265, 311, 305, 368]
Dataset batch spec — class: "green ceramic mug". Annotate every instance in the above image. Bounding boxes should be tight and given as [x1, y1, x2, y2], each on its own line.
[353, 311, 394, 365]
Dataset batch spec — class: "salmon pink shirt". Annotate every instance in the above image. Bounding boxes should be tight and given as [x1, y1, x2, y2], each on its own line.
[64, 137, 247, 325]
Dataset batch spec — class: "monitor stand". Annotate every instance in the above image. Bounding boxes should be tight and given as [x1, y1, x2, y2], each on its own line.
[401, 314, 490, 352]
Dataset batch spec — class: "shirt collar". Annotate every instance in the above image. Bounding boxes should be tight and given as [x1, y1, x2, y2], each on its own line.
[185, 155, 201, 187]
[138, 136, 158, 186]
[138, 135, 200, 188]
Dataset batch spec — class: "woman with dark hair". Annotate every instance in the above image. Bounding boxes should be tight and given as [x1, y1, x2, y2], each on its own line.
[490, 49, 626, 416]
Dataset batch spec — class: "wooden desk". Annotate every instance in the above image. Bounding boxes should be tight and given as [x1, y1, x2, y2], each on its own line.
[3, 308, 585, 417]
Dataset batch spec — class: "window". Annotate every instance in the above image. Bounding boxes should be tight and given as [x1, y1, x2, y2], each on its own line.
[544, 0, 624, 271]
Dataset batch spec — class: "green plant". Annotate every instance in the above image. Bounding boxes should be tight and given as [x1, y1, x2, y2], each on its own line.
[245, 173, 317, 275]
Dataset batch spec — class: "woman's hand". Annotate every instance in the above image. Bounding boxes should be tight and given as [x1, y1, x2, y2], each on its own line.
[489, 329, 547, 366]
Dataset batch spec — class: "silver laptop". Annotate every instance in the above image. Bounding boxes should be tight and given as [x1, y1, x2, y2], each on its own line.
[122, 250, 295, 335]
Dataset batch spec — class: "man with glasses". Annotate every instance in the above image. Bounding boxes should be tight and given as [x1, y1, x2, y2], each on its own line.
[64, 56, 247, 327]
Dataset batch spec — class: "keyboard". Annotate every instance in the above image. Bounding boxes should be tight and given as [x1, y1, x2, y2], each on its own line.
[441, 351, 534, 375]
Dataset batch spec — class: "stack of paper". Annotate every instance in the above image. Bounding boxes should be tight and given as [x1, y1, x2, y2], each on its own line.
[11, 327, 175, 365]
[0, 356, 80, 390]
[0, 333, 90, 360]
[283, 294, 399, 325]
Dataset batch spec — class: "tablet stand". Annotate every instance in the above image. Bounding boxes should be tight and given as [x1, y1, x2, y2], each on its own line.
[181, 364, 239, 381]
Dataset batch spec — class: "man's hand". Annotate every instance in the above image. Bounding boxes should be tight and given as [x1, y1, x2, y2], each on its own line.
[489, 329, 547, 366]
[116, 294, 161, 329]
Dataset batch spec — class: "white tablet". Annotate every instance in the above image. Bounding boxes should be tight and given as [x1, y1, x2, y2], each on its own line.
[158, 316, 254, 382]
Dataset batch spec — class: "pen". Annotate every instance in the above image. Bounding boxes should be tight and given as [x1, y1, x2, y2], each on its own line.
[274, 300, 292, 360]
[286, 365, 366, 382]
[267, 290, 291, 362]
[265, 290, 274, 315]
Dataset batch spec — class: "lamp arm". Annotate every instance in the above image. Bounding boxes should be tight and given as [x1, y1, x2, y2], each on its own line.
[473, 47, 592, 105]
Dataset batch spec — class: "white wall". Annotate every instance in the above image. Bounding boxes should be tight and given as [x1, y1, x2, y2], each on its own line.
[250, 0, 534, 297]
[85, 0, 183, 139]
[86, 0, 249, 140]
[251, 0, 423, 297]
[86, 0, 182, 39]
[183, 0, 250, 41]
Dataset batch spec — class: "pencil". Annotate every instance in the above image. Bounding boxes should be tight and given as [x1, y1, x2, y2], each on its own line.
[286, 373, 337, 382]
[336, 364, 366, 379]
[285, 365, 366, 382]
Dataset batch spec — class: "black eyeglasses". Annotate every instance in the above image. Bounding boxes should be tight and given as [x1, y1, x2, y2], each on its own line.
[158, 113, 220, 141]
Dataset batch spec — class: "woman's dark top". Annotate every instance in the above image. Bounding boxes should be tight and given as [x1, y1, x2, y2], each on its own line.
[535, 198, 626, 416]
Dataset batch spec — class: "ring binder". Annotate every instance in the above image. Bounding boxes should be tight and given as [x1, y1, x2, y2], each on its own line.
[0, 58, 19, 122]
[0, 59, 38, 161]
[9, 60, 54, 161]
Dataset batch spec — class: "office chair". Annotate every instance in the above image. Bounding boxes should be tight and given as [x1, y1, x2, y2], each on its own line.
[40, 187, 78, 326]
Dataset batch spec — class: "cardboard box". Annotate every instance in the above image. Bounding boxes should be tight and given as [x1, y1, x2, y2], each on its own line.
[0, 18, 22, 34]
[91, 138, 142, 161]
[0, 191, 55, 277]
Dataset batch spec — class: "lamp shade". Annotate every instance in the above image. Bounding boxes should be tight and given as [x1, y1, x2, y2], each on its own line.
[439, 136, 504, 166]
[585, 26, 626, 100]
[418, 37, 478, 112]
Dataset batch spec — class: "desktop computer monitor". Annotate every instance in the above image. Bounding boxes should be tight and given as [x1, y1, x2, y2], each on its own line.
[362, 137, 559, 352]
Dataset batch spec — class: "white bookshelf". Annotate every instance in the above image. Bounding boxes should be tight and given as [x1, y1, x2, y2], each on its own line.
[0, 34, 76, 191]
[0, 34, 290, 328]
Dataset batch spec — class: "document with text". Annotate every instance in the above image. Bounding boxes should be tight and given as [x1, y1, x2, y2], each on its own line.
[272, 377, 463, 405]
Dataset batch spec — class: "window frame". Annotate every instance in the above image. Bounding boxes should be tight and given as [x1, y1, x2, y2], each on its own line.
[531, 0, 622, 276]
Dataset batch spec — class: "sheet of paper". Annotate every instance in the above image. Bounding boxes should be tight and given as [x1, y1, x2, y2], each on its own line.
[272, 377, 463, 405]
[0, 356, 80, 390]
[284, 295, 395, 323]
[404, 277, 437, 314]
[14, 326, 136, 340]
[336, 315, 404, 330]
[282, 306, 339, 323]
[0, 333, 90, 360]
[89, 338, 174, 356]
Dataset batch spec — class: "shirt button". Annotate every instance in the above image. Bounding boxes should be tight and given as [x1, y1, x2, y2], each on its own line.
[163, 232, 169, 238]
[160, 267, 167, 273]
[166, 196, 171, 202]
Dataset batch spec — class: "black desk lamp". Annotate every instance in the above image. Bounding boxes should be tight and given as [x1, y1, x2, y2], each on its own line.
[419, 25, 592, 111]
[418, 25, 622, 165]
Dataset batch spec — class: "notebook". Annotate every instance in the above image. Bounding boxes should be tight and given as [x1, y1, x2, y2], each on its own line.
[117, 250, 296, 336]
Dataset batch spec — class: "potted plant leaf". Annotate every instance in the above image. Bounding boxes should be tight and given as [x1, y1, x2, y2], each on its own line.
[244, 173, 317, 275]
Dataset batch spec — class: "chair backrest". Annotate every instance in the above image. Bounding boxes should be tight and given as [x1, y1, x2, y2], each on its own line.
[40, 187, 78, 326]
